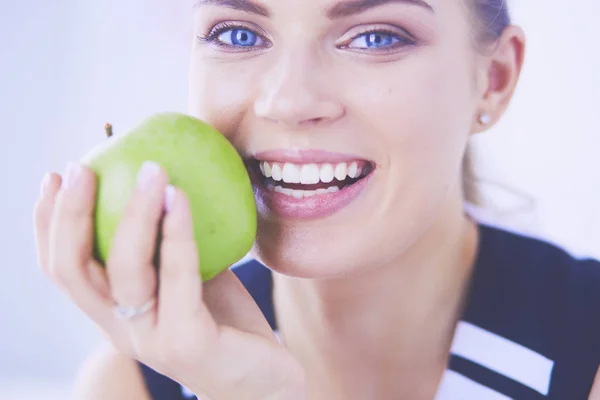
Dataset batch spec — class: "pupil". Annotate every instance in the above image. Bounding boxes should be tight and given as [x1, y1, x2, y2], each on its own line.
[234, 29, 253, 45]
[367, 33, 392, 48]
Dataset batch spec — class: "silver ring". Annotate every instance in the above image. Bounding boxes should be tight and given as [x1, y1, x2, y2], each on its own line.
[113, 297, 156, 320]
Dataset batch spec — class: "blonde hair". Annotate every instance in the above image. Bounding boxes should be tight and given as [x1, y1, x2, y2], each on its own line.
[463, 0, 511, 205]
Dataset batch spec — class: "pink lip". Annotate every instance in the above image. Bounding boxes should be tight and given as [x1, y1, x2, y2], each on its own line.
[247, 161, 375, 220]
[252, 149, 371, 164]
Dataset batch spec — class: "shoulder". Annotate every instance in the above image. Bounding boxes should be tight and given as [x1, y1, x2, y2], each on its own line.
[73, 343, 151, 400]
[465, 222, 600, 397]
[471, 222, 600, 333]
[474, 222, 600, 308]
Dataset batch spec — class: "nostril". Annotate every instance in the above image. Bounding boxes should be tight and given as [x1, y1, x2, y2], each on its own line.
[254, 90, 345, 128]
[297, 117, 325, 127]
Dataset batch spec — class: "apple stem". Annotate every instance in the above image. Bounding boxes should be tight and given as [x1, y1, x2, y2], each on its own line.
[105, 123, 113, 138]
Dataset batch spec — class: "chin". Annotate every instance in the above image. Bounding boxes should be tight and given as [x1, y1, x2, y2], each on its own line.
[249, 218, 405, 281]
[249, 189, 460, 282]
[251, 243, 363, 280]
[247, 219, 359, 279]
[245, 153, 462, 281]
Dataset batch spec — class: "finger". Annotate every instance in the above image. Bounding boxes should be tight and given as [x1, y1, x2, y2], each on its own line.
[107, 161, 168, 327]
[88, 259, 111, 299]
[33, 172, 62, 274]
[49, 163, 114, 325]
[157, 186, 275, 341]
[157, 186, 216, 336]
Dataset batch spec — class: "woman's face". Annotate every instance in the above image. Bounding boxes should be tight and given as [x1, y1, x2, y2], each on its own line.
[188, 0, 483, 278]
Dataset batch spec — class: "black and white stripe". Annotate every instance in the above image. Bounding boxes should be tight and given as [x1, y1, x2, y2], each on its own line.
[436, 321, 554, 399]
[181, 321, 555, 399]
[164, 222, 600, 400]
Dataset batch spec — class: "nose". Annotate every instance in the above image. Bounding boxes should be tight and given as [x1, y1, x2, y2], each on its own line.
[254, 55, 344, 129]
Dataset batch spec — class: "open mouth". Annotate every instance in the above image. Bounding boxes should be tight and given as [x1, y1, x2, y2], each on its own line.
[249, 159, 375, 198]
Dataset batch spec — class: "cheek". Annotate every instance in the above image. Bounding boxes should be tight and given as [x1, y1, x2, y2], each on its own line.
[345, 53, 474, 181]
[188, 54, 255, 137]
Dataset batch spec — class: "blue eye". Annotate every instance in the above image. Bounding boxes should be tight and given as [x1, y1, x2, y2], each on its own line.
[347, 31, 410, 49]
[217, 28, 264, 47]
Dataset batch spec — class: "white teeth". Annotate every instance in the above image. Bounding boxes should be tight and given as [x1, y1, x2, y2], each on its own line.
[300, 164, 320, 184]
[347, 162, 358, 179]
[282, 163, 301, 183]
[319, 164, 334, 183]
[334, 163, 347, 181]
[271, 164, 282, 181]
[263, 162, 272, 178]
[270, 186, 338, 197]
[259, 160, 367, 183]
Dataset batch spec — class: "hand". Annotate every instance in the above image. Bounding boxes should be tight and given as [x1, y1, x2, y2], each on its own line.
[33, 162, 306, 400]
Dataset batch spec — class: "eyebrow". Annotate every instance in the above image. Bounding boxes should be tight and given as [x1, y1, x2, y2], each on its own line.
[193, 0, 434, 19]
[327, 0, 434, 18]
[194, 0, 270, 17]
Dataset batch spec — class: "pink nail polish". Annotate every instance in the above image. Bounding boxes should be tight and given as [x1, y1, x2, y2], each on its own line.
[63, 163, 82, 189]
[137, 161, 161, 190]
[40, 173, 51, 197]
[164, 185, 176, 212]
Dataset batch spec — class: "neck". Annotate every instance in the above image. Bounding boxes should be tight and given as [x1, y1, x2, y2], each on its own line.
[271, 202, 479, 399]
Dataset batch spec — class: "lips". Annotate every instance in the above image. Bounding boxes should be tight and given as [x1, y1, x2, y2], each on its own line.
[246, 150, 375, 219]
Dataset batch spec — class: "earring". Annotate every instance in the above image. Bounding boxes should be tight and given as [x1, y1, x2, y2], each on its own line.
[478, 112, 492, 125]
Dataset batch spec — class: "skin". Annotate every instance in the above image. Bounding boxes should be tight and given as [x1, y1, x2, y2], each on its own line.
[189, 0, 512, 396]
[32, 0, 600, 399]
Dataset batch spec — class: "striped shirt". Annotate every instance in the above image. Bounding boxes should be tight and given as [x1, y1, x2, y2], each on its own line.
[139, 222, 600, 399]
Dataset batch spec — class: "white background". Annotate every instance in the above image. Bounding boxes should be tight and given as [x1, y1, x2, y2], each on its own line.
[1, 0, 598, 398]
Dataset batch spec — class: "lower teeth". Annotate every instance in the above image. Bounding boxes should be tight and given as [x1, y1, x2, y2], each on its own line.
[267, 184, 341, 198]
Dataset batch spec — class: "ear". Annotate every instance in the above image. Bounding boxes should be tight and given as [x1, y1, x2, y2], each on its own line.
[472, 25, 527, 134]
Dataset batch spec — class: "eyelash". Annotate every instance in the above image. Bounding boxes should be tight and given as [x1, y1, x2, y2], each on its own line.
[197, 22, 268, 52]
[197, 22, 417, 53]
[340, 27, 417, 53]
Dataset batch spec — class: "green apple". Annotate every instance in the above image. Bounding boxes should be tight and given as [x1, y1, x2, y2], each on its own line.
[80, 112, 257, 282]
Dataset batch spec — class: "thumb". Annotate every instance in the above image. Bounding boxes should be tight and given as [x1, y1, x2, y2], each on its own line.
[203, 268, 278, 343]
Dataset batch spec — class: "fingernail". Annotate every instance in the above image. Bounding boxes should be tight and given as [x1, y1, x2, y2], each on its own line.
[40, 173, 51, 197]
[137, 161, 161, 190]
[164, 185, 176, 212]
[63, 163, 82, 189]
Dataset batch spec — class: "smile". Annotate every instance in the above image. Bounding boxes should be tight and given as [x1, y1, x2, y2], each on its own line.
[259, 160, 371, 196]
[247, 151, 375, 219]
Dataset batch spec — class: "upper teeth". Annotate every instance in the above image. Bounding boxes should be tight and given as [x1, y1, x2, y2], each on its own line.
[259, 161, 362, 183]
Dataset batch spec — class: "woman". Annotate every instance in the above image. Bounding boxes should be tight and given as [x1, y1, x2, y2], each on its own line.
[33, 0, 600, 398]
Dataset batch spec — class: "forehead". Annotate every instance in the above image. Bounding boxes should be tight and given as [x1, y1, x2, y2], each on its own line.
[193, 0, 438, 18]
